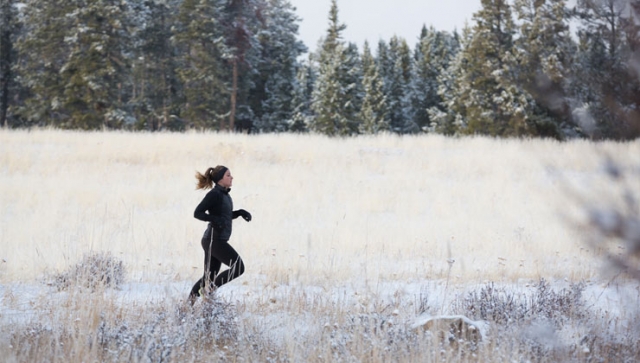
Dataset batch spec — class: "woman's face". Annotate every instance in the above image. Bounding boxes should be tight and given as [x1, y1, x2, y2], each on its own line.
[218, 169, 233, 188]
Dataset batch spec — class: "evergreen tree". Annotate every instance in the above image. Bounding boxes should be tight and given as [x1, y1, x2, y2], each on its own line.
[572, 0, 631, 139]
[359, 41, 388, 134]
[14, 0, 133, 129]
[386, 36, 416, 133]
[429, 26, 470, 135]
[129, 0, 182, 131]
[253, 0, 306, 132]
[513, 0, 575, 139]
[310, 0, 358, 136]
[452, 0, 531, 136]
[411, 25, 460, 131]
[376, 39, 393, 129]
[618, 0, 640, 137]
[289, 57, 315, 132]
[0, 0, 18, 127]
[14, 0, 76, 127]
[174, 0, 228, 129]
[342, 42, 364, 133]
[58, 0, 133, 129]
[220, 0, 265, 131]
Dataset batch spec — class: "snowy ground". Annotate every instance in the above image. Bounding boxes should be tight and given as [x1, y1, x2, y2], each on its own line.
[2, 277, 638, 347]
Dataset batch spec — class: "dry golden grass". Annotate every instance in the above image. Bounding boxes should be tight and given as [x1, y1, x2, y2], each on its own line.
[2, 129, 640, 362]
[1, 129, 638, 285]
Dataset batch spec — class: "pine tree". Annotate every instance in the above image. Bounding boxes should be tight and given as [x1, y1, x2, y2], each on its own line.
[572, 0, 631, 139]
[310, 0, 358, 136]
[58, 0, 133, 129]
[452, 0, 531, 136]
[14, 0, 75, 127]
[411, 25, 460, 132]
[0, 0, 18, 127]
[376, 40, 394, 129]
[342, 42, 364, 134]
[173, 0, 228, 129]
[13, 0, 133, 129]
[618, 0, 640, 137]
[220, 0, 265, 131]
[253, 0, 306, 132]
[129, 0, 182, 131]
[429, 26, 471, 135]
[513, 0, 575, 139]
[289, 57, 315, 132]
[386, 36, 416, 133]
[359, 41, 388, 134]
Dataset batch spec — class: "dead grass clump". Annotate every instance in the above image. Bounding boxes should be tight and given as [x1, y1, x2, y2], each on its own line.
[48, 252, 126, 291]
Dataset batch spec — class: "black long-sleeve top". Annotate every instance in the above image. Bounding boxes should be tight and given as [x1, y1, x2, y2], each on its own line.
[194, 184, 234, 241]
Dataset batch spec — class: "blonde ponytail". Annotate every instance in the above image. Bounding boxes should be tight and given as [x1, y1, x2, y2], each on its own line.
[195, 165, 227, 190]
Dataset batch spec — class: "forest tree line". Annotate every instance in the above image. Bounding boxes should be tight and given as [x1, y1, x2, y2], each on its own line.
[0, 0, 639, 140]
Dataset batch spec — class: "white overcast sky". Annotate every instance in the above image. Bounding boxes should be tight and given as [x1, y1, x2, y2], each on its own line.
[288, 0, 483, 51]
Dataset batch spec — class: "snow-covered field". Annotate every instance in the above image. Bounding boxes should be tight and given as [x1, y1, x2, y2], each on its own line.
[1, 130, 639, 362]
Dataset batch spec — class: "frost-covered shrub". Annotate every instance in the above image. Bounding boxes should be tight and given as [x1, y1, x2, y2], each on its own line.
[454, 279, 585, 328]
[450, 280, 593, 362]
[49, 252, 126, 291]
[97, 312, 188, 362]
[189, 296, 239, 342]
[325, 311, 417, 361]
[96, 297, 238, 362]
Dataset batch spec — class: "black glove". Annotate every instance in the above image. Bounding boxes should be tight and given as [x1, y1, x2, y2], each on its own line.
[233, 209, 252, 222]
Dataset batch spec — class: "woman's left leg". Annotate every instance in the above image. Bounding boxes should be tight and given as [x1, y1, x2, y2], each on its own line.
[188, 227, 223, 302]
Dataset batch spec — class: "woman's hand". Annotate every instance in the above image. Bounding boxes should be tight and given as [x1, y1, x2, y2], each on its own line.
[233, 209, 252, 221]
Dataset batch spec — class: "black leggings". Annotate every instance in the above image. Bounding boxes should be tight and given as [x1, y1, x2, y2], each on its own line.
[189, 226, 245, 299]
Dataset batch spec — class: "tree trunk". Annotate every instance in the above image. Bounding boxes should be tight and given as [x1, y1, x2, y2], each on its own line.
[229, 58, 238, 132]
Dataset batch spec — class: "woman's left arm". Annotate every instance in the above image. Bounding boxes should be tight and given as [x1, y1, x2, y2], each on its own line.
[232, 209, 252, 221]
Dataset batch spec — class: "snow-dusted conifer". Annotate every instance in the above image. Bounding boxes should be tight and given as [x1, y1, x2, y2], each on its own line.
[310, 0, 359, 136]
[386, 36, 416, 133]
[220, 0, 265, 131]
[254, 0, 306, 132]
[411, 25, 460, 132]
[173, 0, 228, 129]
[571, 0, 631, 139]
[359, 41, 388, 134]
[429, 26, 471, 135]
[289, 57, 315, 132]
[513, 0, 575, 139]
[452, 0, 531, 136]
[15, 0, 132, 129]
[0, 0, 18, 127]
[129, 0, 182, 130]
[57, 0, 133, 128]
